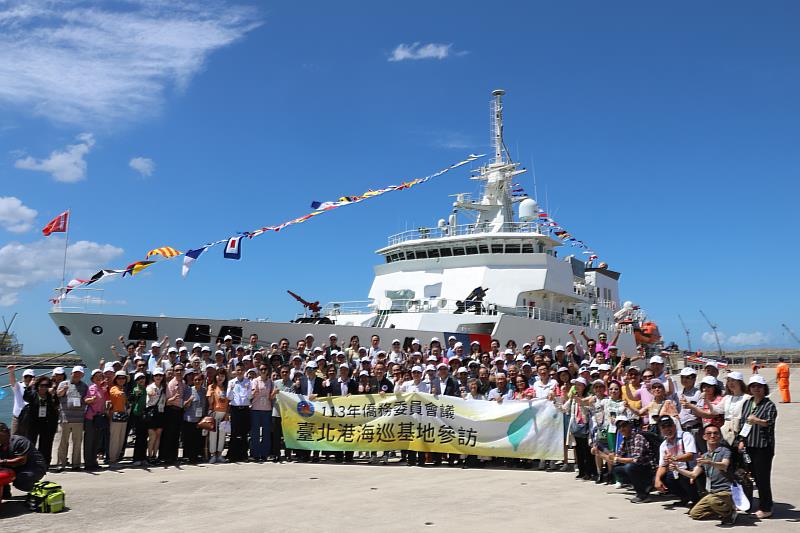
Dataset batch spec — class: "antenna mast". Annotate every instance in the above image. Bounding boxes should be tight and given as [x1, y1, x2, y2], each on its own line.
[678, 314, 692, 352]
[492, 89, 505, 164]
[699, 309, 723, 358]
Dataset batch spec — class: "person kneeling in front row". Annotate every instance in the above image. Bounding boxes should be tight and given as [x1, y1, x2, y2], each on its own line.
[607, 416, 656, 503]
[0, 422, 47, 499]
[671, 424, 737, 524]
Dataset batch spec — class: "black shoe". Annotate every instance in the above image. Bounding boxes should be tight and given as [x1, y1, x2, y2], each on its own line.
[630, 496, 650, 504]
[575, 471, 583, 479]
[2, 485, 11, 499]
[595, 474, 604, 484]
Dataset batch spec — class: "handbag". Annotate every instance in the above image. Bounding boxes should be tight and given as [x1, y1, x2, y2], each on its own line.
[197, 416, 216, 431]
[218, 420, 231, 433]
[731, 482, 750, 511]
[111, 411, 129, 422]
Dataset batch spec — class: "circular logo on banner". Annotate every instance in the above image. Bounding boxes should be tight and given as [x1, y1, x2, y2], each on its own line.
[297, 400, 315, 418]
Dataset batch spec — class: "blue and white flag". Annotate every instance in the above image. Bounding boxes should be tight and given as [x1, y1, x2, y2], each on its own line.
[181, 247, 207, 278]
[223, 237, 242, 260]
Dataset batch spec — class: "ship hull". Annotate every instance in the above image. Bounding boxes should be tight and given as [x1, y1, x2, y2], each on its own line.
[49, 310, 637, 370]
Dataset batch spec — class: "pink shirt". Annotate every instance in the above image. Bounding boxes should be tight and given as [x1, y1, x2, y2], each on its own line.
[251, 376, 274, 411]
[85, 383, 108, 420]
[166, 378, 186, 408]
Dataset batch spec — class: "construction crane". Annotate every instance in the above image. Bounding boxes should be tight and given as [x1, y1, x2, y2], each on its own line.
[699, 309, 724, 358]
[782, 323, 800, 346]
[678, 314, 692, 352]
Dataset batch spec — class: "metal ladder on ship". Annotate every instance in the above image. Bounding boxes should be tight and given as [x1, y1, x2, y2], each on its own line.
[372, 310, 391, 328]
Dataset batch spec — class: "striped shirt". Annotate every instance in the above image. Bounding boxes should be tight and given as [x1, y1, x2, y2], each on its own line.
[741, 397, 777, 449]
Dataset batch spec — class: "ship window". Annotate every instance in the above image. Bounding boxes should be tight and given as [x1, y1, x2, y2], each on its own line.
[522, 243, 534, 254]
[506, 244, 521, 253]
[440, 248, 452, 257]
[491, 244, 503, 253]
[538, 243, 545, 253]
[406, 251, 415, 260]
[416, 250, 428, 259]
[452, 247, 465, 256]
[129, 321, 158, 341]
[465, 246, 478, 255]
[398, 251, 406, 261]
[385, 255, 392, 263]
[478, 244, 489, 254]
[217, 326, 243, 344]
[428, 248, 440, 258]
[184, 324, 211, 343]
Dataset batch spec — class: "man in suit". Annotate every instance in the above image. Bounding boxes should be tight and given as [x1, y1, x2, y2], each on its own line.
[431, 363, 461, 466]
[327, 364, 357, 463]
[295, 362, 325, 462]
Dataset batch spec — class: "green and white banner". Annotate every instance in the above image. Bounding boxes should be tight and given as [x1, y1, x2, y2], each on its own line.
[278, 391, 564, 459]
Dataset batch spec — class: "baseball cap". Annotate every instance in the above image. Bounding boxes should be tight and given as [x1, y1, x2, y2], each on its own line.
[649, 355, 664, 365]
[114, 370, 127, 378]
[153, 367, 165, 376]
[71, 365, 85, 374]
[151, 341, 161, 348]
[339, 364, 350, 370]
[679, 367, 697, 377]
[22, 369, 35, 377]
[555, 345, 565, 352]
[425, 364, 436, 372]
[329, 333, 338, 338]
[598, 364, 611, 371]
[201, 346, 211, 352]
[705, 361, 719, 369]
[657, 415, 675, 426]
[748, 375, 767, 386]
[700, 376, 718, 387]
[168, 347, 178, 354]
[615, 415, 631, 426]
[90, 369, 102, 377]
[215, 350, 224, 356]
[727, 371, 744, 382]
[134, 372, 145, 381]
[223, 335, 233, 341]
[504, 348, 514, 355]
[359, 370, 369, 377]
[456, 367, 468, 373]
[178, 347, 188, 353]
[543, 345, 552, 351]
[571, 377, 588, 386]
[103, 363, 115, 372]
[52, 367, 65, 375]
[306, 361, 318, 369]
[436, 362, 448, 370]
[411, 366, 423, 373]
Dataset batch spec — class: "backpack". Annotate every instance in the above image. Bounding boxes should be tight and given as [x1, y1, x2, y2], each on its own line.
[26, 480, 66, 513]
[639, 430, 663, 465]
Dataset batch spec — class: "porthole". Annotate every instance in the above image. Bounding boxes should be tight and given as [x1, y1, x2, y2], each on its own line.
[91, 325, 103, 335]
[59, 326, 71, 336]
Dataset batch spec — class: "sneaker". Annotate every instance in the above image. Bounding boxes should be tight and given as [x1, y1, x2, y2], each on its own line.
[217, 456, 228, 463]
[613, 482, 623, 489]
[131, 461, 142, 467]
[630, 496, 650, 504]
[381, 456, 388, 465]
[209, 456, 217, 464]
[754, 510, 772, 519]
[560, 463, 573, 472]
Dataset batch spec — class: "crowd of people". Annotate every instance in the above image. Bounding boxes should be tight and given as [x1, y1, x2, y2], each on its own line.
[2, 330, 783, 523]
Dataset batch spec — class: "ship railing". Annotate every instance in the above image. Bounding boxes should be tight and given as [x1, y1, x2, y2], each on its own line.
[50, 287, 109, 312]
[387, 222, 541, 246]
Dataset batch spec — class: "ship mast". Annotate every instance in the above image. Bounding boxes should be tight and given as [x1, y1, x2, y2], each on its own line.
[453, 89, 527, 232]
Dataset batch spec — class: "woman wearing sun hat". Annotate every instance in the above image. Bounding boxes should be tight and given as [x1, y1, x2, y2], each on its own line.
[737, 374, 777, 519]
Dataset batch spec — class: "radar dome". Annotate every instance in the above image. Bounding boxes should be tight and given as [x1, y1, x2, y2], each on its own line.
[518, 198, 539, 222]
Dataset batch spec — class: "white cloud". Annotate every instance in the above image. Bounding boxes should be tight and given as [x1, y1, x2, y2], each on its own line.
[0, 237, 124, 306]
[14, 133, 95, 182]
[129, 156, 155, 177]
[0, 196, 37, 233]
[0, 1, 261, 127]
[701, 330, 771, 348]
[389, 42, 458, 62]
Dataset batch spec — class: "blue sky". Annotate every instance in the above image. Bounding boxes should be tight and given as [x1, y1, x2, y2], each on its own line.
[1, 0, 799, 354]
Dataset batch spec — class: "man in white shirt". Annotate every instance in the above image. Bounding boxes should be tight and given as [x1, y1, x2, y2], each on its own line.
[654, 415, 699, 506]
[6, 366, 34, 435]
[226, 364, 253, 462]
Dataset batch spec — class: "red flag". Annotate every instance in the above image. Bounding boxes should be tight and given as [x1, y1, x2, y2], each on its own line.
[42, 210, 69, 236]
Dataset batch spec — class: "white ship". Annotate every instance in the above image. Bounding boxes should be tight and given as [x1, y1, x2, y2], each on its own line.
[49, 90, 655, 369]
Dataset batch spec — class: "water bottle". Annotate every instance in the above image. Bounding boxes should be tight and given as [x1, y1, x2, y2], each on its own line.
[742, 450, 752, 464]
